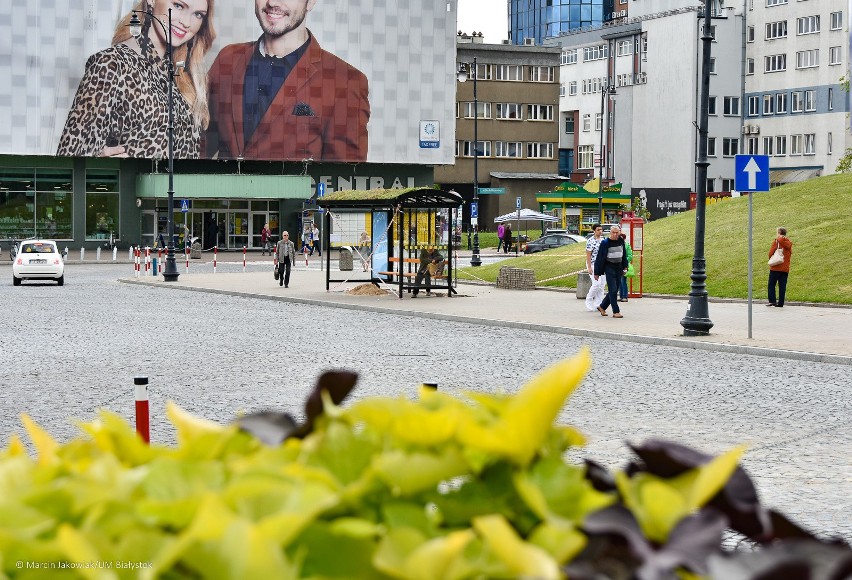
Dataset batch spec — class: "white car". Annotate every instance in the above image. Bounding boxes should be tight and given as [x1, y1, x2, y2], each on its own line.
[12, 240, 65, 286]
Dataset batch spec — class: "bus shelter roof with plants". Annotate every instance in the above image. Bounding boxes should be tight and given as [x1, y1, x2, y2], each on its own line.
[317, 187, 464, 298]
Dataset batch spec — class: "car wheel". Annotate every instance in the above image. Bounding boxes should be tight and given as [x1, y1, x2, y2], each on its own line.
[13, 275, 21, 286]
[56, 275, 64, 286]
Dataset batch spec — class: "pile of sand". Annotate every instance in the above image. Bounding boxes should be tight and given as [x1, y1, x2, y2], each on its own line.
[346, 283, 390, 296]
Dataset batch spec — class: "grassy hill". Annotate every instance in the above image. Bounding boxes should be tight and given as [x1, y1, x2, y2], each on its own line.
[457, 173, 852, 304]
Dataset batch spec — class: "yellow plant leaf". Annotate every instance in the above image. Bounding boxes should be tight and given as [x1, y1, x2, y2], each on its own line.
[527, 520, 587, 563]
[21, 414, 59, 466]
[1, 433, 26, 457]
[472, 514, 561, 579]
[57, 524, 116, 580]
[618, 472, 688, 543]
[165, 401, 227, 447]
[374, 526, 429, 578]
[374, 448, 469, 496]
[682, 445, 745, 511]
[402, 529, 476, 580]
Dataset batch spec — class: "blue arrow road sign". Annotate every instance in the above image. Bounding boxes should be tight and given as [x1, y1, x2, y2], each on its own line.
[317, 182, 326, 197]
[735, 155, 770, 192]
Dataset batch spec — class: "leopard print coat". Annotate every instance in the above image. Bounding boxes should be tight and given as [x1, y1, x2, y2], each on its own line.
[57, 42, 199, 159]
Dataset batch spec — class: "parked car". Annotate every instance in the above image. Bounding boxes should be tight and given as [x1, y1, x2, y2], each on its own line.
[12, 240, 65, 286]
[585, 223, 621, 239]
[523, 233, 582, 254]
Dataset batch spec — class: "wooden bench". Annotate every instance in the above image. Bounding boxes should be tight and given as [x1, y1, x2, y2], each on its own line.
[378, 257, 447, 280]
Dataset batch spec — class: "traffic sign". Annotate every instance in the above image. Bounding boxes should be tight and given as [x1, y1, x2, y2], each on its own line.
[470, 202, 478, 219]
[478, 187, 505, 195]
[516, 196, 522, 210]
[735, 155, 769, 192]
[180, 199, 189, 213]
[317, 182, 326, 197]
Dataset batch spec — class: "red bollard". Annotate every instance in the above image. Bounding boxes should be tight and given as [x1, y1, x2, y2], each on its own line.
[243, 246, 247, 272]
[134, 376, 150, 444]
[158, 248, 163, 274]
[185, 246, 189, 273]
[134, 247, 140, 277]
[145, 247, 150, 275]
[213, 246, 218, 273]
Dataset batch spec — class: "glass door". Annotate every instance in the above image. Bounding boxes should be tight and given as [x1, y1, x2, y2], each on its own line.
[229, 211, 249, 249]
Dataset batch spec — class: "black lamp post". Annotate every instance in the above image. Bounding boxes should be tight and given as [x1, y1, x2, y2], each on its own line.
[680, 1, 715, 335]
[129, 9, 180, 282]
[458, 57, 482, 267]
[598, 81, 616, 223]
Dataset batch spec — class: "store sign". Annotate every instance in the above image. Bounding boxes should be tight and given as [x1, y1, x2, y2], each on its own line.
[1, 2, 456, 166]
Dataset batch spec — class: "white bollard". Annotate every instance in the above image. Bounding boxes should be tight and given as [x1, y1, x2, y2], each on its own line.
[128, 247, 134, 261]
[113, 247, 118, 261]
[243, 246, 247, 273]
[80, 247, 85, 261]
[96, 246, 101, 261]
[213, 247, 217, 273]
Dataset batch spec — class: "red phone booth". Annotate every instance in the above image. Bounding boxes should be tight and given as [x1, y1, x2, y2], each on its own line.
[620, 213, 644, 298]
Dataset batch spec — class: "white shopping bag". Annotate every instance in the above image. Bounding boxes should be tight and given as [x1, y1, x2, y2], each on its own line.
[585, 274, 605, 311]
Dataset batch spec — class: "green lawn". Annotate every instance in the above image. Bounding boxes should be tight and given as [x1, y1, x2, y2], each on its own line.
[457, 173, 852, 304]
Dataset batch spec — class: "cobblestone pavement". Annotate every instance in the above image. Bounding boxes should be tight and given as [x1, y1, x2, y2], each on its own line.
[0, 263, 849, 544]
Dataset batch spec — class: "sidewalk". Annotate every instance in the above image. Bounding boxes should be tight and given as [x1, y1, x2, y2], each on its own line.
[120, 264, 852, 365]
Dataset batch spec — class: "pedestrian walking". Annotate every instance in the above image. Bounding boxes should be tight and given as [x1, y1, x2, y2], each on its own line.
[275, 231, 296, 288]
[767, 226, 792, 307]
[502, 223, 513, 254]
[584, 224, 605, 311]
[311, 224, 321, 256]
[260, 223, 271, 256]
[497, 223, 505, 253]
[594, 225, 628, 318]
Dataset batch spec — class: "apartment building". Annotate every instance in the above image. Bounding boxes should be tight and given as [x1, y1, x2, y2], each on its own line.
[435, 36, 562, 226]
[744, 0, 849, 184]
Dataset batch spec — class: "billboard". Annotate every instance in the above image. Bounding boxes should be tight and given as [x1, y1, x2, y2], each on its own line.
[0, 0, 456, 165]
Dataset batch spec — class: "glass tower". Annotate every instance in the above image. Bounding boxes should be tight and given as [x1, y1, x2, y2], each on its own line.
[509, 0, 612, 45]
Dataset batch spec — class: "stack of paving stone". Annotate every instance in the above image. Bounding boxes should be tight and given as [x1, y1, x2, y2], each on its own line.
[339, 247, 353, 271]
[496, 266, 535, 290]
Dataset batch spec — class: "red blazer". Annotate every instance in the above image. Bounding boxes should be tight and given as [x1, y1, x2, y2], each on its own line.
[205, 34, 369, 162]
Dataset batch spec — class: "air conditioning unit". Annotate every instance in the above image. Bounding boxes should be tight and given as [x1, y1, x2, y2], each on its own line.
[750, 125, 760, 134]
[742, 126, 750, 135]
[523, 37, 535, 46]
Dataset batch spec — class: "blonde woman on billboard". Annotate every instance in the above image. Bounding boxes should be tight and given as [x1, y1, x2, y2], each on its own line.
[204, 0, 369, 162]
[56, 0, 216, 159]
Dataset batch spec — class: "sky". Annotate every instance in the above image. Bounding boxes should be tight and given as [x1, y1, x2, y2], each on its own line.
[457, 0, 509, 44]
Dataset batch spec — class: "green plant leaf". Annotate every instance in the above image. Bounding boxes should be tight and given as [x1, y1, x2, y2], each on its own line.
[374, 448, 469, 496]
[400, 529, 478, 580]
[472, 514, 561, 579]
[374, 526, 429, 578]
[527, 519, 587, 564]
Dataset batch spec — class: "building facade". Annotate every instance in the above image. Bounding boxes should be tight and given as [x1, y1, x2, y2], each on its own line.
[509, 0, 615, 46]
[435, 36, 562, 228]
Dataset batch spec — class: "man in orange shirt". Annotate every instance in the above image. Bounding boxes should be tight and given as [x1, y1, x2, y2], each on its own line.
[767, 226, 793, 307]
[205, 0, 369, 161]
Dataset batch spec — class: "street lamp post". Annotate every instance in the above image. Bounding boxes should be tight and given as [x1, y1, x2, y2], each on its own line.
[598, 82, 616, 223]
[458, 58, 482, 267]
[129, 9, 180, 282]
[680, 1, 715, 335]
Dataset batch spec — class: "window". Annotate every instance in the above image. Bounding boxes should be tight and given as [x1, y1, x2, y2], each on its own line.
[804, 90, 815, 111]
[790, 134, 803, 155]
[829, 46, 841, 65]
[797, 15, 820, 35]
[721, 179, 735, 192]
[495, 141, 523, 158]
[804, 133, 815, 154]
[583, 45, 609, 61]
[527, 142, 554, 159]
[562, 49, 578, 65]
[763, 94, 774, 115]
[763, 136, 774, 156]
[765, 54, 786, 72]
[723, 97, 740, 116]
[707, 137, 717, 157]
[775, 135, 787, 156]
[529, 66, 554, 82]
[708, 96, 717, 115]
[86, 170, 119, 241]
[495, 103, 521, 120]
[460, 140, 491, 157]
[582, 114, 591, 132]
[472, 63, 492, 80]
[706, 178, 716, 193]
[568, 81, 577, 95]
[0, 169, 74, 241]
[578, 145, 594, 169]
[776, 92, 787, 113]
[464, 102, 491, 119]
[748, 96, 760, 116]
[796, 49, 819, 69]
[830, 11, 842, 30]
[828, 132, 833, 155]
[722, 138, 739, 157]
[595, 113, 602, 131]
[765, 21, 788, 39]
[565, 115, 575, 133]
[746, 58, 755, 74]
[747, 26, 755, 42]
[560, 84, 566, 97]
[495, 65, 523, 81]
[766, 0, 787, 5]
[709, 58, 716, 74]
[747, 137, 759, 154]
[791, 91, 803, 112]
[829, 88, 834, 110]
[527, 104, 554, 121]
[617, 40, 632, 56]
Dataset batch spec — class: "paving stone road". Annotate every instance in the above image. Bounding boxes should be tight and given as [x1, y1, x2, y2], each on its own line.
[0, 263, 849, 544]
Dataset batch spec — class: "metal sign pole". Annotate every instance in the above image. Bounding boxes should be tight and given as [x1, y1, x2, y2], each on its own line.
[748, 191, 753, 339]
